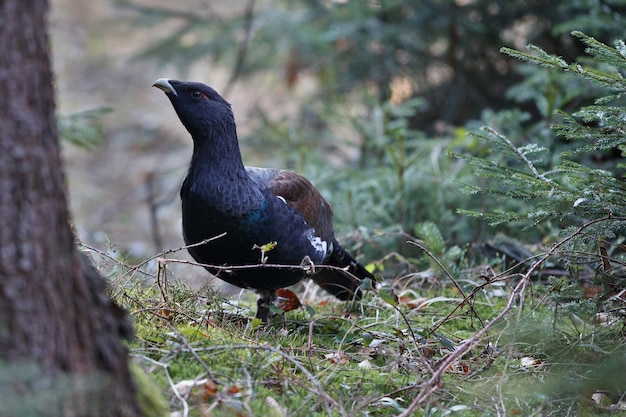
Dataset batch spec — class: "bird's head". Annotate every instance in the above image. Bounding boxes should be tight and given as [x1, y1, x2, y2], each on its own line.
[152, 78, 234, 138]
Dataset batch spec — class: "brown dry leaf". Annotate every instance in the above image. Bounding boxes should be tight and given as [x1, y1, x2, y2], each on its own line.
[152, 302, 173, 319]
[317, 299, 330, 307]
[274, 288, 302, 312]
[419, 347, 436, 358]
[448, 360, 470, 374]
[583, 283, 602, 299]
[226, 384, 242, 396]
[324, 352, 349, 366]
[398, 295, 428, 310]
[592, 312, 612, 326]
[203, 379, 219, 399]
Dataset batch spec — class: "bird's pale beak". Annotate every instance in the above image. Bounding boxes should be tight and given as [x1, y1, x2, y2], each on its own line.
[152, 78, 177, 96]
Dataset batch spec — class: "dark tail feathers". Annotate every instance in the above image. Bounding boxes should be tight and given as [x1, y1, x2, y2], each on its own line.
[312, 240, 376, 300]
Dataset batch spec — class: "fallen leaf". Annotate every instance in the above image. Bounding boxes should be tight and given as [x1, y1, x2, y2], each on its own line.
[317, 299, 330, 307]
[172, 378, 209, 397]
[520, 356, 543, 368]
[324, 352, 349, 365]
[447, 360, 470, 373]
[591, 391, 611, 407]
[419, 347, 436, 358]
[226, 384, 242, 396]
[358, 359, 372, 369]
[203, 379, 218, 399]
[398, 295, 428, 310]
[274, 288, 302, 312]
[583, 283, 602, 298]
[592, 312, 614, 327]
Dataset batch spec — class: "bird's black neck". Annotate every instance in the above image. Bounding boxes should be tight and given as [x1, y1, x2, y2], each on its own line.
[190, 122, 247, 178]
[183, 121, 264, 214]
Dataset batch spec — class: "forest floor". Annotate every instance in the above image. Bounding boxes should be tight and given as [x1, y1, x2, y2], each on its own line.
[87, 238, 626, 417]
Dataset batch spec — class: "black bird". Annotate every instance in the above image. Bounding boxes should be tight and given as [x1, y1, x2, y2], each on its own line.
[152, 78, 375, 321]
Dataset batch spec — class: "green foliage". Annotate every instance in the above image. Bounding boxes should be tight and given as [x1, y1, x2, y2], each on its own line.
[58, 107, 111, 149]
[495, 305, 626, 410]
[502, 32, 626, 91]
[461, 33, 626, 241]
[553, 0, 626, 38]
[445, 32, 626, 413]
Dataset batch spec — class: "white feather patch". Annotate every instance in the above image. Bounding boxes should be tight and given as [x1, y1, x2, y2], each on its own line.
[309, 235, 327, 256]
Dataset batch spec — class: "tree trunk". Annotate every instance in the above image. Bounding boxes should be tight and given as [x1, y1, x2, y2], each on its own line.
[0, 1, 143, 416]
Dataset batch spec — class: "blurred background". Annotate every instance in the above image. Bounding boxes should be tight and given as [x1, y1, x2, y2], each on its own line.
[50, 0, 626, 284]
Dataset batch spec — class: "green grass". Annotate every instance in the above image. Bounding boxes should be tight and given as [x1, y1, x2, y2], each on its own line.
[92, 246, 626, 417]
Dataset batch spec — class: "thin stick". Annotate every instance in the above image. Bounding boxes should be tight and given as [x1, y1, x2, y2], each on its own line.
[164, 365, 190, 417]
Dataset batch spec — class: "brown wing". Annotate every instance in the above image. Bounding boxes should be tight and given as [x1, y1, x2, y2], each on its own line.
[268, 170, 375, 300]
[267, 170, 334, 242]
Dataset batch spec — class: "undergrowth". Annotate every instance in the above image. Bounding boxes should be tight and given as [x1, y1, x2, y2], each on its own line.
[83, 225, 625, 417]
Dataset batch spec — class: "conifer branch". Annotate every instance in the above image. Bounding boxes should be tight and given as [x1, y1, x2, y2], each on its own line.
[483, 127, 553, 186]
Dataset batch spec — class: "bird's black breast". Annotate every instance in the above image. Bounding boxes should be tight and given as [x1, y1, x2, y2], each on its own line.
[181, 186, 329, 291]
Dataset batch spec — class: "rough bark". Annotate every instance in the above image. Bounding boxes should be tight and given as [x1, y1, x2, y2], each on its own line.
[0, 0, 142, 415]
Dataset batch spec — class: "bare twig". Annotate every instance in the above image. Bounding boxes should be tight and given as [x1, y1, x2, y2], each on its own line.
[164, 365, 190, 417]
[224, 0, 257, 95]
[407, 239, 487, 333]
[397, 275, 529, 417]
[144, 172, 164, 252]
[157, 255, 365, 275]
[166, 321, 215, 380]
